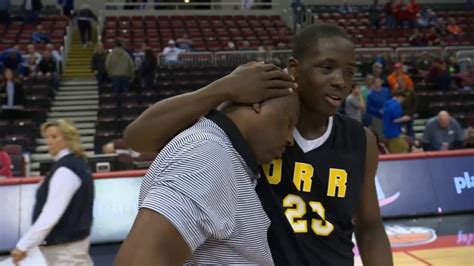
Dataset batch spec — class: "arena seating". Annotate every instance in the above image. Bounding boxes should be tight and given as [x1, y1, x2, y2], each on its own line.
[0, 16, 68, 53]
[102, 15, 293, 52]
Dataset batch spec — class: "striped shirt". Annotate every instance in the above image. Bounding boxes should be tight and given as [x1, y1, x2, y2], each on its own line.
[138, 110, 274, 265]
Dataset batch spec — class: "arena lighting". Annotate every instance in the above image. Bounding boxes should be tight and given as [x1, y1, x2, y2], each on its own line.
[184, 0, 190, 3]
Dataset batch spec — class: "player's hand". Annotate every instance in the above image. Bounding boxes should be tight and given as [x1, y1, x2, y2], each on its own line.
[220, 62, 297, 103]
[11, 248, 27, 265]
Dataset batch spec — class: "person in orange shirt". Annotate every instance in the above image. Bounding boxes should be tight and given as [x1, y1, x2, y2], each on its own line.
[447, 18, 463, 35]
[387, 62, 414, 91]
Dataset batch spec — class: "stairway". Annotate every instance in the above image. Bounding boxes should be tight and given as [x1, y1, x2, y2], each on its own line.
[63, 30, 95, 78]
[30, 79, 99, 175]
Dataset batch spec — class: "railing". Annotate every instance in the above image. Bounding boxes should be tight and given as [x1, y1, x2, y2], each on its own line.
[61, 23, 73, 71]
[104, 2, 278, 11]
[131, 46, 474, 68]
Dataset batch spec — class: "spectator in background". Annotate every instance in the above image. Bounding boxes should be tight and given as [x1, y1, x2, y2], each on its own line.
[454, 62, 474, 90]
[425, 26, 442, 46]
[0, 146, 12, 177]
[384, 0, 396, 29]
[361, 74, 375, 126]
[421, 111, 464, 150]
[239, 40, 251, 51]
[106, 40, 135, 95]
[0, 47, 24, 74]
[393, 0, 409, 28]
[1, 68, 26, 107]
[46, 43, 62, 63]
[226, 41, 236, 51]
[408, 28, 427, 46]
[0, 0, 11, 25]
[383, 90, 410, 153]
[37, 50, 59, 89]
[345, 84, 364, 122]
[416, 10, 430, 28]
[398, 78, 416, 138]
[26, 43, 42, 64]
[426, 58, 452, 90]
[447, 18, 463, 36]
[406, 0, 420, 28]
[176, 33, 193, 51]
[57, 0, 74, 17]
[22, 0, 42, 24]
[387, 62, 414, 91]
[415, 51, 433, 76]
[32, 25, 50, 44]
[372, 62, 387, 85]
[367, 77, 391, 140]
[91, 43, 108, 90]
[426, 9, 437, 26]
[161, 40, 184, 64]
[434, 17, 447, 36]
[338, 0, 353, 14]
[447, 56, 460, 75]
[21, 55, 39, 80]
[368, 0, 382, 29]
[464, 126, 474, 149]
[75, 4, 97, 47]
[140, 49, 157, 90]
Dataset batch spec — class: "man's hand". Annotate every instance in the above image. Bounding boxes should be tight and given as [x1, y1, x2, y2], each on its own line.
[11, 248, 27, 265]
[217, 62, 297, 104]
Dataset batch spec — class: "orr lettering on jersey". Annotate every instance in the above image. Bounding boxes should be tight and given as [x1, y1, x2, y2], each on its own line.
[263, 160, 348, 198]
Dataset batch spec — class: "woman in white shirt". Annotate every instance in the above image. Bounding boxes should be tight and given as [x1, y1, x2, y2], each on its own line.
[11, 119, 95, 266]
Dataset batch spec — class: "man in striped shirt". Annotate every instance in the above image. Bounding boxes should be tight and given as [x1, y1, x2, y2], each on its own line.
[116, 92, 299, 264]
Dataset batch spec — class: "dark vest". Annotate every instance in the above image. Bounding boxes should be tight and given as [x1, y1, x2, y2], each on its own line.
[32, 153, 94, 246]
[257, 114, 367, 265]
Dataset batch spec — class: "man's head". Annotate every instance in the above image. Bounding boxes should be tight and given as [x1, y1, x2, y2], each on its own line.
[351, 84, 361, 96]
[27, 44, 35, 54]
[36, 24, 44, 32]
[392, 90, 407, 103]
[373, 77, 383, 90]
[365, 74, 375, 87]
[96, 42, 104, 53]
[168, 39, 176, 48]
[46, 43, 55, 52]
[438, 111, 450, 128]
[225, 93, 300, 164]
[288, 23, 355, 117]
[373, 62, 383, 77]
[394, 62, 403, 75]
[43, 50, 52, 60]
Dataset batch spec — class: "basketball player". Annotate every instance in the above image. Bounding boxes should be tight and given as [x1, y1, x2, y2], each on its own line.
[124, 23, 393, 265]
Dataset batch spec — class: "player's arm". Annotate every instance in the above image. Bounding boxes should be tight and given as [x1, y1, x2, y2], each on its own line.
[124, 62, 296, 152]
[115, 208, 191, 266]
[354, 128, 393, 266]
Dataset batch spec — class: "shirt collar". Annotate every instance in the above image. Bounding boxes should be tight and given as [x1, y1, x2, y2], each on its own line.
[55, 148, 71, 161]
[206, 110, 259, 177]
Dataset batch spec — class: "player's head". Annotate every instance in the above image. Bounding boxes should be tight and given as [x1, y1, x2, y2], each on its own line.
[223, 93, 299, 164]
[287, 22, 355, 117]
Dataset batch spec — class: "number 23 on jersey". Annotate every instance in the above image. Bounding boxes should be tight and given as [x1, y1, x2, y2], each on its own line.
[263, 160, 349, 237]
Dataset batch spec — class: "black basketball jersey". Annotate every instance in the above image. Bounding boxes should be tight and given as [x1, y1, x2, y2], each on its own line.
[256, 114, 367, 266]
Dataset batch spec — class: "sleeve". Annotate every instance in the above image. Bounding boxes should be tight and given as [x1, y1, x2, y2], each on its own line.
[421, 121, 433, 145]
[140, 140, 237, 252]
[453, 120, 465, 141]
[16, 167, 82, 251]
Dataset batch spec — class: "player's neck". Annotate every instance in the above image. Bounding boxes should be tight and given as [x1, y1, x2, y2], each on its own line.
[296, 110, 329, 140]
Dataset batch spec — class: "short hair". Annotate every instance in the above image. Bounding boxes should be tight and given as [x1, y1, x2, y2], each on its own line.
[392, 90, 407, 97]
[41, 119, 86, 158]
[292, 22, 351, 60]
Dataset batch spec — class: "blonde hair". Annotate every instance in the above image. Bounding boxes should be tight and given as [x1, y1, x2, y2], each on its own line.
[41, 119, 86, 158]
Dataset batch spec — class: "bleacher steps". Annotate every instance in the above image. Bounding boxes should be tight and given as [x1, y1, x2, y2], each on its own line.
[60, 80, 97, 86]
[52, 100, 98, 106]
[58, 85, 97, 91]
[56, 91, 97, 97]
[51, 105, 98, 112]
[48, 111, 97, 117]
[55, 95, 98, 101]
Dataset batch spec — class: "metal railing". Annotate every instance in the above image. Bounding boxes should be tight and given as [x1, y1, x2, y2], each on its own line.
[104, 2, 279, 11]
[132, 46, 474, 68]
[62, 23, 73, 70]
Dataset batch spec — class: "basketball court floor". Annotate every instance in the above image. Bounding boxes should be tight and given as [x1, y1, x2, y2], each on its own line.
[2, 214, 473, 265]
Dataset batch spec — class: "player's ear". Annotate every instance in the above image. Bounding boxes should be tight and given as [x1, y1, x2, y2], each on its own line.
[252, 103, 262, 113]
[287, 57, 299, 81]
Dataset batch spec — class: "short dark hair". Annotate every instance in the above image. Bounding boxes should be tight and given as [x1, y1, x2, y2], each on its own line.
[393, 90, 407, 97]
[292, 22, 351, 60]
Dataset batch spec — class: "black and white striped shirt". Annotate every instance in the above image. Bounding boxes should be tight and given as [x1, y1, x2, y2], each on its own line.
[139, 111, 274, 265]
